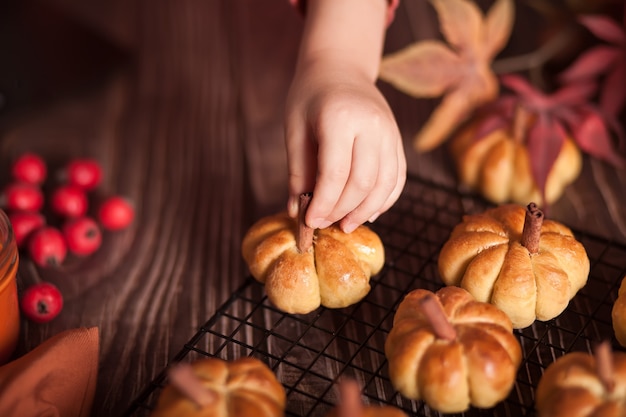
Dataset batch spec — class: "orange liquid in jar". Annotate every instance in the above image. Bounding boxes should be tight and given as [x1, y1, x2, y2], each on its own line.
[0, 210, 19, 365]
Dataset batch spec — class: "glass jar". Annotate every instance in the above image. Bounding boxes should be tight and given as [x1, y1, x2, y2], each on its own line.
[0, 209, 19, 365]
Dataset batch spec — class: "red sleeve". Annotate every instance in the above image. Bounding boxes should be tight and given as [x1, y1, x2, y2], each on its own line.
[289, 0, 400, 27]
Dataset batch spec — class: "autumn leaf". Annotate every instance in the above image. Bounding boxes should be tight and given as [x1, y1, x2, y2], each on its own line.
[379, 0, 515, 152]
[559, 14, 626, 117]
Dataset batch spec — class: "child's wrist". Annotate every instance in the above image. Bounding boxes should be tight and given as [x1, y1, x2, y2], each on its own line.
[296, 49, 378, 84]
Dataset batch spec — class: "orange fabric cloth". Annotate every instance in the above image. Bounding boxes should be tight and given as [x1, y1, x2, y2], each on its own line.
[0, 327, 99, 417]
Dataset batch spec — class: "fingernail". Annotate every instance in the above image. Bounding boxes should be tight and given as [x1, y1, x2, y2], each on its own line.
[368, 212, 381, 223]
[341, 221, 358, 234]
[287, 197, 298, 217]
[309, 218, 332, 229]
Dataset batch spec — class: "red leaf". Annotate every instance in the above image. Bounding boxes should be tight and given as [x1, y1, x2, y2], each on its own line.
[599, 57, 626, 117]
[550, 79, 598, 105]
[566, 107, 626, 168]
[473, 95, 517, 138]
[526, 114, 566, 202]
[500, 75, 551, 108]
[474, 112, 509, 140]
[558, 46, 621, 82]
[578, 15, 625, 46]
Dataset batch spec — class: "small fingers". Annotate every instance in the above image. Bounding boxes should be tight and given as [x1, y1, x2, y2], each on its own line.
[305, 137, 353, 228]
[340, 136, 404, 232]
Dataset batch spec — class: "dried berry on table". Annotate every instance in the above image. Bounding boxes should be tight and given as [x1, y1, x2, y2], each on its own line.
[27, 226, 67, 268]
[8, 211, 46, 248]
[63, 216, 102, 256]
[49, 184, 89, 218]
[61, 158, 103, 191]
[2, 153, 135, 269]
[98, 196, 135, 231]
[11, 153, 47, 185]
[0, 182, 44, 212]
[20, 282, 64, 323]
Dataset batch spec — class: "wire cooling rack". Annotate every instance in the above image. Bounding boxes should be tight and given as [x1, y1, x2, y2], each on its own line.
[124, 175, 626, 417]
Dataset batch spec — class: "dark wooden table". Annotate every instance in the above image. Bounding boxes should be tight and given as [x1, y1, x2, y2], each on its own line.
[1, 1, 625, 416]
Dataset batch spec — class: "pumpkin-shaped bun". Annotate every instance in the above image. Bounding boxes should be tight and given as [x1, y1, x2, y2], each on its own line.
[438, 203, 589, 328]
[385, 286, 522, 413]
[151, 357, 285, 417]
[449, 113, 582, 206]
[241, 211, 384, 314]
[612, 275, 626, 347]
[536, 343, 626, 417]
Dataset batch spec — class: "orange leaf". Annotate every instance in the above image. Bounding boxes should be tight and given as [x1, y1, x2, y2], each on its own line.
[483, 0, 516, 59]
[430, 0, 484, 52]
[379, 40, 462, 97]
[415, 86, 479, 151]
[414, 94, 466, 152]
[379, 0, 514, 152]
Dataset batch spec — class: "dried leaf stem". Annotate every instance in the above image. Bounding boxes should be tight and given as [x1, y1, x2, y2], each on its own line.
[297, 193, 314, 253]
[521, 202, 544, 254]
[492, 23, 577, 88]
[512, 105, 533, 144]
[167, 363, 216, 408]
[420, 294, 457, 341]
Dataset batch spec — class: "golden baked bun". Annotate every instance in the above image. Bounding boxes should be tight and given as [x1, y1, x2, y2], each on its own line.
[536, 342, 626, 417]
[150, 357, 286, 417]
[438, 203, 589, 328]
[612, 275, 626, 347]
[385, 286, 521, 413]
[241, 211, 384, 314]
[449, 111, 582, 206]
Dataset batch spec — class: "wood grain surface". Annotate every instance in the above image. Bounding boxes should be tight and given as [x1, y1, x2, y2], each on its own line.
[1, 1, 624, 416]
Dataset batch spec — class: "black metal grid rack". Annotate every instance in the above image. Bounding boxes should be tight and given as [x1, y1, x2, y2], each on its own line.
[125, 175, 626, 417]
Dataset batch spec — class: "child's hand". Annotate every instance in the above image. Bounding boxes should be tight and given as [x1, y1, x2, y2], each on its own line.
[285, 58, 406, 233]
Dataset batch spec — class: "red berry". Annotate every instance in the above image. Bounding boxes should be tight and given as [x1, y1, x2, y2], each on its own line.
[8, 211, 46, 248]
[50, 185, 88, 217]
[0, 182, 44, 211]
[98, 196, 134, 230]
[20, 282, 63, 323]
[65, 159, 102, 190]
[63, 216, 102, 256]
[28, 227, 67, 267]
[11, 153, 47, 184]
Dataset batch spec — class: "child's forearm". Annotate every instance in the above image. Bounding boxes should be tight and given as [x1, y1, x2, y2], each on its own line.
[295, 0, 389, 82]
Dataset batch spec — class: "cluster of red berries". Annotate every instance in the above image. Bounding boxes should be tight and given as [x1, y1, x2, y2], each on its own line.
[1, 153, 135, 323]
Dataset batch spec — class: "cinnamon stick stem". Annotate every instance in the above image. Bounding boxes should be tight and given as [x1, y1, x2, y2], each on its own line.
[595, 341, 615, 393]
[420, 294, 457, 341]
[167, 363, 216, 408]
[297, 193, 314, 253]
[521, 202, 544, 254]
[338, 378, 364, 417]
